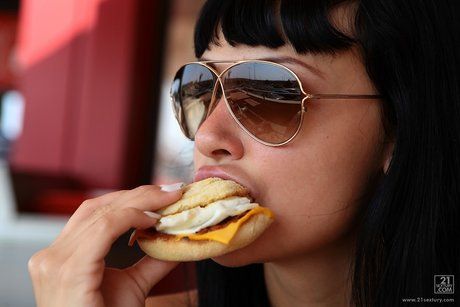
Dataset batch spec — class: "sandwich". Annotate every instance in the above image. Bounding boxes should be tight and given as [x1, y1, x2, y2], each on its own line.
[128, 177, 274, 261]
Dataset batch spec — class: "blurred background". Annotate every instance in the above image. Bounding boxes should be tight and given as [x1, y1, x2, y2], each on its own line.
[0, 0, 204, 305]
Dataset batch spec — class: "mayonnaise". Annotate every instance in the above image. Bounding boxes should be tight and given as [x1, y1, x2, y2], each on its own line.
[156, 196, 257, 235]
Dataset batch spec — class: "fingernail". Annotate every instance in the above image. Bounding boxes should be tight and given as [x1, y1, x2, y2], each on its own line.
[144, 211, 161, 218]
[160, 182, 185, 192]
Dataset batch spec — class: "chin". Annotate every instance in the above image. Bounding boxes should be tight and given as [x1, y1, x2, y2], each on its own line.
[211, 250, 262, 267]
[211, 231, 274, 267]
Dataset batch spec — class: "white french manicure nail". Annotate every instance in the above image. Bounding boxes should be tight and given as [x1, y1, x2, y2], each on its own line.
[160, 182, 185, 192]
[144, 211, 161, 218]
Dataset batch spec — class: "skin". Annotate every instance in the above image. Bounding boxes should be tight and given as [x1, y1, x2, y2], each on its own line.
[29, 27, 393, 307]
[193, 40, 393, 306]
[28, 186, 184, 307]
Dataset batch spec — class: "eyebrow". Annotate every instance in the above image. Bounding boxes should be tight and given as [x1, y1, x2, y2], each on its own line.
[199, 56, 325, 79]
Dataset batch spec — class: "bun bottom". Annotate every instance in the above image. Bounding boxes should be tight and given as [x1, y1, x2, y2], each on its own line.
[137, 212, 273, 261]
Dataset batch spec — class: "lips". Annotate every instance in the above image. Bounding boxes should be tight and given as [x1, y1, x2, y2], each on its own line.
[194, 165, 258, 201]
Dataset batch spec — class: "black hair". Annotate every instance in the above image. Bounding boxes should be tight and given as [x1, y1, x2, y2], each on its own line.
[193, 1, 460, 306]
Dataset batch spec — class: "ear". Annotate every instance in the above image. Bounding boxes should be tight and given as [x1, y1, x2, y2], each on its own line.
[382, 140, 395, 175]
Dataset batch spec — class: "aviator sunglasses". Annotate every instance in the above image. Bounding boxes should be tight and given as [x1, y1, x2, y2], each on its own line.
[170, 60, 382, 146]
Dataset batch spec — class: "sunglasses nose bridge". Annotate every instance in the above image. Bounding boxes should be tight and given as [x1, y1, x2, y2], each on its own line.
[302, 92, 316, 111]
[206, 77, 224, 118]
[301, 97, 309, 113]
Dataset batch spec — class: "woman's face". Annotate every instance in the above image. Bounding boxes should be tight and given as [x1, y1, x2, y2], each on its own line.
[193, 39, 390, 266]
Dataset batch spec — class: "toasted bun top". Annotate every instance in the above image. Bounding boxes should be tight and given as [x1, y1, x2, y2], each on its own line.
[157, 177, 250, 215]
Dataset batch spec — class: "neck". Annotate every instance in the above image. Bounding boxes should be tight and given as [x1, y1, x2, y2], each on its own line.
[264, 233, 355, 307]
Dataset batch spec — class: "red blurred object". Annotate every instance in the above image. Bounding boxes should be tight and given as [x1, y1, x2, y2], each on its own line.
[34, 189, 87, 215]
[9, 0, 167, 215]
[11, 0, 164, 190]
[0, 12, 17, 90]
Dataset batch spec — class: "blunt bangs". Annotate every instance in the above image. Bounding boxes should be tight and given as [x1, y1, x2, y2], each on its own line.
[194, 0, 357, 57]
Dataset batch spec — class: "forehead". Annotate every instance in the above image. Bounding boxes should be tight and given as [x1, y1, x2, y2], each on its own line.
[201, 39, 349, 78]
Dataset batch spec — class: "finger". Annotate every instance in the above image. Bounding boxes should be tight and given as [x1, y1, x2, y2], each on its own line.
[124, 256, 179, 297]
[58, 185, 182, 246]
[81, 186, 183, 233]
[54, 190, 128, 242]
[28, 251, 45, 305]
[66, 185, 182, 237]
[110, 185, 183, 212]
[58, 186, 183, 252]
[80, 185, 181, 231]
[69, 207, 161, 263]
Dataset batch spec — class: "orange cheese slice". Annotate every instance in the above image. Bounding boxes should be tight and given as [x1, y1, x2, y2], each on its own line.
[176, 206, 273, 244]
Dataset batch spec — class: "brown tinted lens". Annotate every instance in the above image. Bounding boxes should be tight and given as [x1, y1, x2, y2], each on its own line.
[222, 62, 303, 144]
[171, 64, 215, 139]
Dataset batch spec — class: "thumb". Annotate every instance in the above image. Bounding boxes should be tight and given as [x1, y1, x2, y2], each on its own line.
[124, 256, 179, 297]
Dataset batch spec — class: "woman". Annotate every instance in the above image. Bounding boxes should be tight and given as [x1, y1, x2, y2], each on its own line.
[28, 0, 459, 306]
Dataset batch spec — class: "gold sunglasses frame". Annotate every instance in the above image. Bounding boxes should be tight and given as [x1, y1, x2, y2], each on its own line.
[171, 59, 382, 147]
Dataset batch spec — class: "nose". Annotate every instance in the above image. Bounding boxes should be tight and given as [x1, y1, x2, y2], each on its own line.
[194, 95, 245, 162]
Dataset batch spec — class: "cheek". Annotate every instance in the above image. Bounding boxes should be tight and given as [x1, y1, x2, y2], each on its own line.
[213, 204, 359, 267]
[263, 102, 383, 214]
[215, 103, 384, 265]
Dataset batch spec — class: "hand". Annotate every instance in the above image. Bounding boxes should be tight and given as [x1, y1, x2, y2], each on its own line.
[28, 185, 184, 307]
